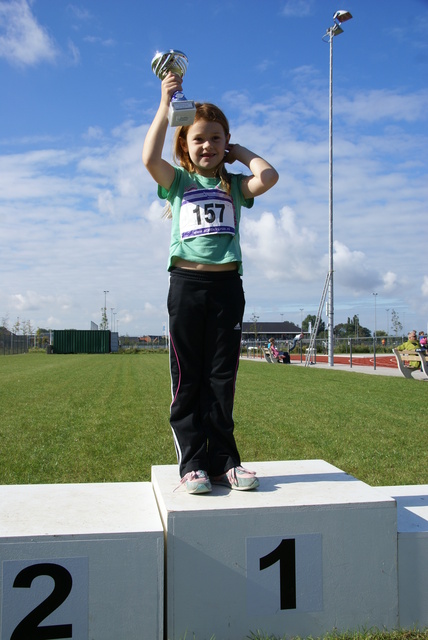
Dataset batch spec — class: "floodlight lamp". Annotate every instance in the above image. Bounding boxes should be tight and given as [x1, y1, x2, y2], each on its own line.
[333, 10, 353, 24]
[331, 24, 344, 36]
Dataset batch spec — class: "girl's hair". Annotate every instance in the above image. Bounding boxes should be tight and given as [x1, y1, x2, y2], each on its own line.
[173, 102, 232, 195]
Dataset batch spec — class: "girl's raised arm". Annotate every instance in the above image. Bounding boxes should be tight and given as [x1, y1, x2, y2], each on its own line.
[142, 73, 182, 190]
[225, 144, 279, 199]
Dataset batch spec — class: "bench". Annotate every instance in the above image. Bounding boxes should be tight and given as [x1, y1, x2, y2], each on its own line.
[262, 347, 291, 364]
[392, 348, 428, 379]
[263, 347, 278, 363]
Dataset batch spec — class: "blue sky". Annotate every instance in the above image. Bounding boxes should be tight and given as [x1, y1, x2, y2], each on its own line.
[1, 0, 427, 337]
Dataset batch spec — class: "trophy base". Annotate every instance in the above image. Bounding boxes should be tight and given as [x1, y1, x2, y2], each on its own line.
[168, 100, 196, 127]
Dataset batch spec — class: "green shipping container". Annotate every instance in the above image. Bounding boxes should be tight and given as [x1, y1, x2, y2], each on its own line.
[52, 330, 111, 354]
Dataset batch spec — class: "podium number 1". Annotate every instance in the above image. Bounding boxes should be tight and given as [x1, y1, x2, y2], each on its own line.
[260, 539, 296, 609]
[247, 534, 323, 615]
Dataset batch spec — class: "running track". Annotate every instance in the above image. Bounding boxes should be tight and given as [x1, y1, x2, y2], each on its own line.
[289, 354, 398, 369]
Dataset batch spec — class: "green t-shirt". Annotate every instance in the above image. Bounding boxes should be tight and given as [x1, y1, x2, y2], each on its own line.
[158, 167, 253, 275]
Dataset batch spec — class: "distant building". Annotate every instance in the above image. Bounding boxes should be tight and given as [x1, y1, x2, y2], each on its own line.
[242, 321, 302, 341]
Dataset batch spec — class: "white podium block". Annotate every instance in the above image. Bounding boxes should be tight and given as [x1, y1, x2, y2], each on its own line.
[152, 460, 398, 640]
[0, 482, 163, 640]
[379, 485, 428, 629]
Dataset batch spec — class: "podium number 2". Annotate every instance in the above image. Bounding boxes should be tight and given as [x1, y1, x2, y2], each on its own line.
[260, 539, 296, 609]
[2, 557, 88, 640]
[10, 563, 72, 640]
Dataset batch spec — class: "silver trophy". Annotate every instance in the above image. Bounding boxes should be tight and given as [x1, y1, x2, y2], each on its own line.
[151, 49, 196, 127]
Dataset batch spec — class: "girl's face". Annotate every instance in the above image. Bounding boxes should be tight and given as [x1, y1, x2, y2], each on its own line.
[181, 119, 230, 177]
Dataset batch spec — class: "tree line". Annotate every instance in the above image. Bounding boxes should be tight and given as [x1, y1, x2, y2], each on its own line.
[302, 311, 403, 338]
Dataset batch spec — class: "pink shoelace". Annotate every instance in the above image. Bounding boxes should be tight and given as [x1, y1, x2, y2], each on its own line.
[174, 469, 209, 492]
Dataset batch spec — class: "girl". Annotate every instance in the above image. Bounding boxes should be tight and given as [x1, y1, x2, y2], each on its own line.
[143, 72, 278, 494]
[269, 338, 288, 364]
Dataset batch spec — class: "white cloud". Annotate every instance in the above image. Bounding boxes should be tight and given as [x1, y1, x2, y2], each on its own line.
[97, 190, 116, 216]
[281, 0, 314, 18]
[242, 206, 317, 281]
[84, 126, 104, 141]
[66, 5, 92, 22]
[255, 58, 276, 74]
[383, 272, 399, 292]
[8, 290, 71, 314]
[0, 121, 172, 333]
[0, 0, 59, 67]
[46, 316, 61, 328]
[332, 242, 381, 294]
[83, 35, 115, 47]
[67, 38, 80, 65]
[335, 89, 428, 124]
[387, 15, 428, 52]
[1, 79, 427, 335]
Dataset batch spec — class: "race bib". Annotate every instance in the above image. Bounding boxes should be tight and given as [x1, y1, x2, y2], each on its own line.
[180, 188, 236, 240]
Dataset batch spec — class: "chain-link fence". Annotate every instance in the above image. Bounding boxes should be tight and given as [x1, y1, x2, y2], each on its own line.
[0, 330, 170, 355]
[1, 332, 31, 355]
[0, 331, 51, 355]
[241, 335, 409, 360]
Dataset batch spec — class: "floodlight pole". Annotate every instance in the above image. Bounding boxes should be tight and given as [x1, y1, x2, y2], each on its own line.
[373, 292, 378, 370]
[327, 26, 334, 367]
[323, 10, 352, 367]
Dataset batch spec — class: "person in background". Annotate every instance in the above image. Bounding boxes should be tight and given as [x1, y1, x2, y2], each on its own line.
[396, 330, 421, 369]
[289, 332, 304, 352]
[269, 338, 289, 363]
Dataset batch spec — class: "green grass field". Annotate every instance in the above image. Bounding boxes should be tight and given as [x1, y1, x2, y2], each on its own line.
[1, 352, 427, 486]
[1, 353, 428, 639]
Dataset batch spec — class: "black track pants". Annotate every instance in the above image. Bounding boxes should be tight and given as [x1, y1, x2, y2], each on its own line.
[168, 268, 245, 478]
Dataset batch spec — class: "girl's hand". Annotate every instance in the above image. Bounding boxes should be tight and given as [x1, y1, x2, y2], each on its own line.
[161, 72, 183, 106]
[224, 143, 242, 165]
[224, 143, 279, 198]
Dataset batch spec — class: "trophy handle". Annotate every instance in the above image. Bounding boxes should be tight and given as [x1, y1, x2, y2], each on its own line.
[168, 94, 196, 127]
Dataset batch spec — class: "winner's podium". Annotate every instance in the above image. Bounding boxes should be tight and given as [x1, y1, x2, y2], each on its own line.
[379, 484, 428, 629]
[0, 482, 163, 640]
[152, 460, 398, 640]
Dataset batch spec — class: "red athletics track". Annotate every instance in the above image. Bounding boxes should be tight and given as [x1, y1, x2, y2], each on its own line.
[289, 354, 398, 368]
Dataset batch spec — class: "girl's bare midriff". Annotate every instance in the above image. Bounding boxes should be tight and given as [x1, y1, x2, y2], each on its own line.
[174, 258, 238, 272]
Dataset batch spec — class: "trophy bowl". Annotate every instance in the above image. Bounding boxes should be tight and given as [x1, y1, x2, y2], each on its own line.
[151, 49, 196, 127]
[151, 50, 189, 80]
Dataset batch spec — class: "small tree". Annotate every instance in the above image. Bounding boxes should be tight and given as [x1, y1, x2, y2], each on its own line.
[99, 307, 109, 330]
[13, 317, 20, 335]
[22, 319, 31, 348]
[250, 313, 259, 341]
[390, 309, 403, 337]
[22, 319, 33, 336]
